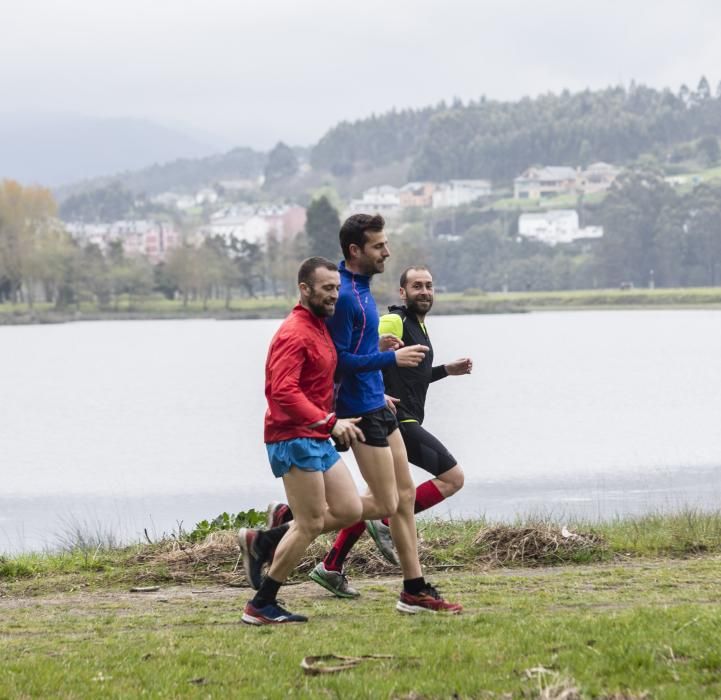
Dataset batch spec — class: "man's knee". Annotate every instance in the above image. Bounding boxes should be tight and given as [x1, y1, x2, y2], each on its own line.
[395, 483, 415, 514]
[444, 466, 464, 494]
[330, 498, 363, 528]
[294, 514, 324, 540]
[376, 490, 399, 519]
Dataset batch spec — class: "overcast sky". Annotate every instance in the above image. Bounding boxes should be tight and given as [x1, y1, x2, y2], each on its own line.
[1, 0, 719, 149]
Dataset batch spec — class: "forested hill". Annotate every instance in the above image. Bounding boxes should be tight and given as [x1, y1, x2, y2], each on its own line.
[56, 146, 267, 200]
[311, 80, 721, 181]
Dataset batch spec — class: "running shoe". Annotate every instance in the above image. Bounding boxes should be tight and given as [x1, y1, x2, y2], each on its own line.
[309, 562, 360, 598]
[238, 527, 267, 590]
[266, 501, 293, 529]
[366, 519, 398, 565]
[242, 600, 308, 625]
[396, 584, 462, 614]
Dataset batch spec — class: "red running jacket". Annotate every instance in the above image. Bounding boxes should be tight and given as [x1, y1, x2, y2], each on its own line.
[264, 304, 337, 443]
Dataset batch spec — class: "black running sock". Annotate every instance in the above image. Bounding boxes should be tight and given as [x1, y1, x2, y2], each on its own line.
[256, 524, 290, 558]
[403, 577, 426, 595]
[251, 575, 282, 608]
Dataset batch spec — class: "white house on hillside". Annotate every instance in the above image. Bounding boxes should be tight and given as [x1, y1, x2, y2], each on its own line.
[347, 185, 401, 216]
[203, 205, 306, 246]
[518, 210, 603, 245]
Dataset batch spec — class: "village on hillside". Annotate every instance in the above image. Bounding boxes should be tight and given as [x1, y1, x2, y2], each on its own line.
[60, 161, 631, 261]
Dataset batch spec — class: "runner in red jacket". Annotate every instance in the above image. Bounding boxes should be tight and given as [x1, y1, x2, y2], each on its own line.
[239, 256, 399, 625]
[263, 300, 338, 444]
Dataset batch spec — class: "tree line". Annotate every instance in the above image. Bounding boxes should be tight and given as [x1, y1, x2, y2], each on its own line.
[3, 176, 721, 312]
[312, 79, 721, 182]
[0, 181, 335, 310]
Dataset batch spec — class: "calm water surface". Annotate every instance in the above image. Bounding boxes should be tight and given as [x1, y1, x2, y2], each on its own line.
[1, 310, 720, 552]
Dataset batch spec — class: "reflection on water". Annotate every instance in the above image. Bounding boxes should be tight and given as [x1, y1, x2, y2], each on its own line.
[1, 311, 721, 552]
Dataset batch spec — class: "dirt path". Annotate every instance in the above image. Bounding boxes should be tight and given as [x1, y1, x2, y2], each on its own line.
[2, 556, 715, 612]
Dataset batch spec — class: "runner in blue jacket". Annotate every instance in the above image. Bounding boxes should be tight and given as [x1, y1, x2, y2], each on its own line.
[309, 213, 462, 614]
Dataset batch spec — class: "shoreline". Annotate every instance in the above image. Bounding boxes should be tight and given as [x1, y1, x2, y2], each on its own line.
[3, 287, 721, 325]
[3, 510, 720, 582]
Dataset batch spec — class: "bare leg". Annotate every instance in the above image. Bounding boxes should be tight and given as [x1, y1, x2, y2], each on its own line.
[269, 461, 362, 582]
[351, 441, 399, 520]
[386, 429, 422, 580]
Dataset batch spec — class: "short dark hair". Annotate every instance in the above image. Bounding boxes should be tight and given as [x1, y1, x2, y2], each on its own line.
[297, 256, 338, 286]
[339, 213, 385, 259]
[400, 265, 432, 288]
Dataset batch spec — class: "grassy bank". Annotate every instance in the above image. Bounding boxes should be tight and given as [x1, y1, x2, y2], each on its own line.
[3, 511, 721, 596]
[2, 513, 721, 698]
[0, 512, 721, 700]
[432, 287, 721, 314]
[2, 287, 721, 325]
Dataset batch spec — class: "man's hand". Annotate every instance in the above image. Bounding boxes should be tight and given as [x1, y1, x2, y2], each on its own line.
[379, 334, 403, 352]
[395, 344, 429, 367]
[385, 394, 400, 415]
[445, 357, 473, 375]
[331, 417, 365, 448]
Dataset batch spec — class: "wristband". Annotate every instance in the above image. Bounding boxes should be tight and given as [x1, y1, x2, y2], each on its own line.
[327, 414, 338, 433]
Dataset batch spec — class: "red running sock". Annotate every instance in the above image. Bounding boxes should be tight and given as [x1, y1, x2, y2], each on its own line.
[323, 521, 367, 571]
[381, 480, 445, 526]
[414, 479, 444, 514]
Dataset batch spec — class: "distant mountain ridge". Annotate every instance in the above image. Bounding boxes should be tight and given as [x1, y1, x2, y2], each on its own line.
[56, 146, 268, 201]
[0, 113, 225, 187]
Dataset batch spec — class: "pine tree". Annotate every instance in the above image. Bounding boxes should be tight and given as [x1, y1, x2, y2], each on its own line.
[305, 196, 341, 260]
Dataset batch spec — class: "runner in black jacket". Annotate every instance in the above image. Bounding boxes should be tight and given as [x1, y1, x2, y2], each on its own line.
[359, 265, 472, 563]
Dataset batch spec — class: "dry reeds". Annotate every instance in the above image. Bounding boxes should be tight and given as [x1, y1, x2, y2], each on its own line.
[132, 530, 245, 585]
[128, 521, 607, 586]
[473, 523, 606, 566]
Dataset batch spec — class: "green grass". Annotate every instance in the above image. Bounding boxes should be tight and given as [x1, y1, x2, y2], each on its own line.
[4, 513, 721, 697]
[2, 558, 721, 698]
[0, 295, 296, 325]
[433, 286, 721, 314]
[666, 163, 721, 194]
[4, 287, 721, 325]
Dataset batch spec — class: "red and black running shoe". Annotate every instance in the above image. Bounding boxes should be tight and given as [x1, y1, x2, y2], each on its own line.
[396, 584, 462, 614]
[238, 528, 266, 590]
[266, 501, 293, 529]
[242, 600, 308, 625]
[265, 502, 293, 565]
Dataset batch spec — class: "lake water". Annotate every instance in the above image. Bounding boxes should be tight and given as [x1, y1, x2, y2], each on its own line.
[2, 310, 721, 553]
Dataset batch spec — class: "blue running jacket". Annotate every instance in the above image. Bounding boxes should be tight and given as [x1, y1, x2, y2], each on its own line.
[326, 261, 396, 417]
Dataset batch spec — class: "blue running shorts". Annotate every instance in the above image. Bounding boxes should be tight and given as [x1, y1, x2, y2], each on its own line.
[266, 437, 341, 479]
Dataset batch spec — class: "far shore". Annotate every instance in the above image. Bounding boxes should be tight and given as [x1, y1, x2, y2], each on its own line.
[2, 287, 721, 325]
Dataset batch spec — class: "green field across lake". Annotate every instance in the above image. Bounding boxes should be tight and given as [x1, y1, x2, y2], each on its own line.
[2, 287, 721, 324]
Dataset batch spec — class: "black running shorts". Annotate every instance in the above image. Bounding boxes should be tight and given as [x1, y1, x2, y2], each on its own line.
[355, 406, 399, 447]
[399, 421, 457, 476]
